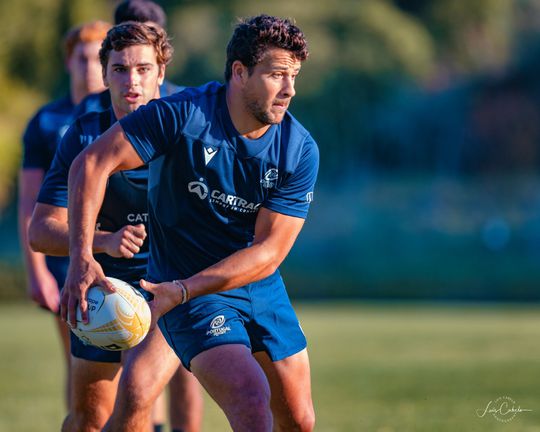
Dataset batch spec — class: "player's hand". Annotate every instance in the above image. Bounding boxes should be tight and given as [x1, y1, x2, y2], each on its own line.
[27, 268, 60, 313]
[61, 254, 115, 328]
[140, 279, 185, 329]
[100, 224, 146, 258]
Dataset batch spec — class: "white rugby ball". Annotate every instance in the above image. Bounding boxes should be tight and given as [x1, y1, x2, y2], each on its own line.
[71, 277, 151, 351]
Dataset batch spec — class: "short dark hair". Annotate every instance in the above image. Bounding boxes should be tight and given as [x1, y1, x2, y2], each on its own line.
[114, 0, 167, 28]
[99, 21, 173, 72]
[224, 14, 309, 82]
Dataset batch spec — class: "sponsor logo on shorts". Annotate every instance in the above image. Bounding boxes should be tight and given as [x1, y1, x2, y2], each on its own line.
[206, 314, 231, 337]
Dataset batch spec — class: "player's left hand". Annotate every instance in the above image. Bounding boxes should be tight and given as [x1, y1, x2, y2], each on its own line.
[140, 279, 184, 329]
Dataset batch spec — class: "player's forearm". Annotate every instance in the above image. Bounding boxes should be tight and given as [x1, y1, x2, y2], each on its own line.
[29, 206, 114, 256]
[28, 214, 70, 256]
[17, 171, 49, 275]
[184, 242, 282, 299]
[68, 150, 109, 259]
[18, 204, 50, 276]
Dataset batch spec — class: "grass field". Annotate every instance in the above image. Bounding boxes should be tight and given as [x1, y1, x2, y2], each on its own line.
[1, 301, 540, 431]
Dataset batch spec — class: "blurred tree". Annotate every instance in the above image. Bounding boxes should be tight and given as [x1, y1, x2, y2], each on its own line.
[2, 0, 540, 211]
[0, 0, 110, 211]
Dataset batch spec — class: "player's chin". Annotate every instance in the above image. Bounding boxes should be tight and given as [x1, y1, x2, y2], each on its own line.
[124, 103, 142, 114]
[263, 110, 285, 125]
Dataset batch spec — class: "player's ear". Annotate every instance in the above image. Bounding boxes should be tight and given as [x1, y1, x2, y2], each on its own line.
[102, 69, 109, 87]
[157, 64, 165, 86]
[231, 60, 248, 84]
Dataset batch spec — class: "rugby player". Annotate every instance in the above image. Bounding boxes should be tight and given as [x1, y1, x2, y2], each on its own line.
[64, 14, 318, 432]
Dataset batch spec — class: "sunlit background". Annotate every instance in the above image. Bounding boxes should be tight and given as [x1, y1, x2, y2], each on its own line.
[2, 1, 540, 431]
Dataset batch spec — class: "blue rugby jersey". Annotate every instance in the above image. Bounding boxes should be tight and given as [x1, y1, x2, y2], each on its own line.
[22, 95, 79, 281]
[22, 96, 74, 171]
[120, 81, 319, 282]
[37, 109, 149, 285]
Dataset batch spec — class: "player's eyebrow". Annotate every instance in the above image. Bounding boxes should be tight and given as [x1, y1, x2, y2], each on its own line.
[269, 65, 302, 72]
[111, 62, 154, 68]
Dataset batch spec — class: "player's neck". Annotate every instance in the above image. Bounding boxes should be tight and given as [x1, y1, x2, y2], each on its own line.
[70, 86, 86, 106]
[226, 86, 271, 140]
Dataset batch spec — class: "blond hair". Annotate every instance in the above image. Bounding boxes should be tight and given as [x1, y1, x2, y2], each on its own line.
[64, 20, 112, 59]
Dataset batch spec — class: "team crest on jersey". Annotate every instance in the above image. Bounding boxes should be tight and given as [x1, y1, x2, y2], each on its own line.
[261, 168, 279, 189]
[204, 146, 218, 165]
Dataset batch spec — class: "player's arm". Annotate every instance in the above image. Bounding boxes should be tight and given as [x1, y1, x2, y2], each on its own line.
[143, 207, 305, 320]
[18, 168, 60, 312]
[29, 202, 146, 258]
[62, 122, 144, 326]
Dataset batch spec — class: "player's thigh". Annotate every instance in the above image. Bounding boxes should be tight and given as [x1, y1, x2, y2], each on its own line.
[190, 344, 270, 409]
[120, 326, 181, 402]
[168, 366, 204, 430]
[54, 315, 71, 360]
[70, 355, 121, 412]
[253, 348, 314, 420]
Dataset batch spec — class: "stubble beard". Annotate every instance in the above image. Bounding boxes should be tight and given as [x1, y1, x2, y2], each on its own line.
[244, 92, 281, 126]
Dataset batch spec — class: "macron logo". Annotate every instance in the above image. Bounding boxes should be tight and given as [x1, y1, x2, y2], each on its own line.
[204, 146, 218, 165]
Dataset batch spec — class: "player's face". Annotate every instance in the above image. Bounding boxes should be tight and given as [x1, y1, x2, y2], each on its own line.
[67, 40, 105, 97]
[103, 44, 165, 119]
[242, 48, 301, 126]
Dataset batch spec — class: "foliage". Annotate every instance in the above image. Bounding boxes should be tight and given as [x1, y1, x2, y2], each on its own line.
[0, 0, 110, 210]
[2, 0, 540, 211]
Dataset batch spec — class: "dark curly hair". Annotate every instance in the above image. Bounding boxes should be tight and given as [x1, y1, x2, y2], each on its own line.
[99, 21, 173, 71]
[224, 14, 309, 82]
[114, 0, 167, 28]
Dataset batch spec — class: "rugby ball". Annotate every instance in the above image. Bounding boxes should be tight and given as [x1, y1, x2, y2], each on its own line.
[71, 277, 151, 351]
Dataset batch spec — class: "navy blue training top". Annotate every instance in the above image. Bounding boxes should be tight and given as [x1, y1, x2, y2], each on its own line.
[37, 109, 149, 285]
[22, 95, 83, 282]
[120, 81, 319, 283]
[22, 95, 74, 171]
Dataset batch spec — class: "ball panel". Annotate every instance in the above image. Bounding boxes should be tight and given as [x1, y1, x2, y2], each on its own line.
[71, 277, 151, 351]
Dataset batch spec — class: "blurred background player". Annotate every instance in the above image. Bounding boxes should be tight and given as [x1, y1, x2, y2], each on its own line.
[18, 19, 111, 408]
[75, 0, 181, 117]
[29, 22, 201, 432]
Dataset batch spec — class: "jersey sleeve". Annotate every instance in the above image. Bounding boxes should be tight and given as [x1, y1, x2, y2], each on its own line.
[22, 111, 48, 170]
[119, 96, 188, 163]
[264, 136, 319, 219]
[37, 122, 84, 208]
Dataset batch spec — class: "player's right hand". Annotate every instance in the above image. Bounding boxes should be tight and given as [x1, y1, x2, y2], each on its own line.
[101, 224, 146, 258]
[139, 279, 184, 329]
[60, 254, 115, 328]
[27, 268, 60, 313]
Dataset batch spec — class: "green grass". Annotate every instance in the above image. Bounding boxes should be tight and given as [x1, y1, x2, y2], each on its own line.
[2, 302, 540, 431]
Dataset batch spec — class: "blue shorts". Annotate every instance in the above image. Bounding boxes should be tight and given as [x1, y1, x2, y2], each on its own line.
[158, 272, 307, 370]
[45, 255, 69, 289]
[70, 280, 151, 363]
